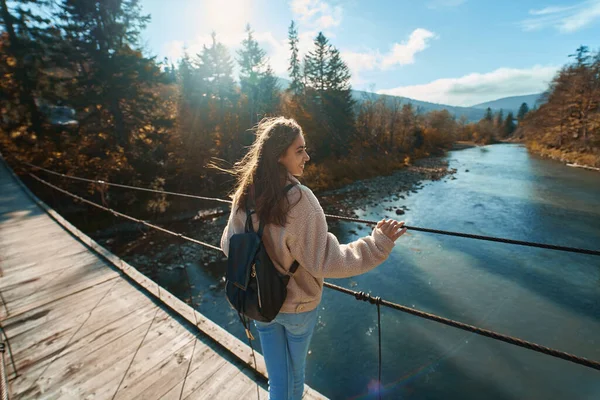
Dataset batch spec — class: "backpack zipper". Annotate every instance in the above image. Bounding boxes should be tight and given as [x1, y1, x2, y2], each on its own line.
[252, 264, 262, 309]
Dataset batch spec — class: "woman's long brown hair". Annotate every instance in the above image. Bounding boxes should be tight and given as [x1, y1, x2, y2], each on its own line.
[230, 117, 304, 226]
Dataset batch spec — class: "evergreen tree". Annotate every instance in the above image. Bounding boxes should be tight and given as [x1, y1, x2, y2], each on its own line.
[495, 109, 504, 128]
[58, 0, 165, 149]
[56, 0, 176, 192]
[304, 32, 329, 92]
[0, 0, 51, 134]
[197, 32, 235, 104]
[324, 46, 355, 154]
[517, 102, 529, 121]
[287, 20, 303, 97]
[484, 107, 493, 122]
[238, 25, 265, 124]
[303, 32, 355, 157]
[194, 33, 243, 161]
[569, 45, 591, 66]
[259, 65, 281, 115]
[503, 111, 516, 137]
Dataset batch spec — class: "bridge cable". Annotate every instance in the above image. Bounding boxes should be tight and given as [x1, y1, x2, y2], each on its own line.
[22, 162, 600, 257]
[28, 172, 600, 372]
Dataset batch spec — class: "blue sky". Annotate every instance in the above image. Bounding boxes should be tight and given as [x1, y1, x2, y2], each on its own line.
[139, 0, 600, 106]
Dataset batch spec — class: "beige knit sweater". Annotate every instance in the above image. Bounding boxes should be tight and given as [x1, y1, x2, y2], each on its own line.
[220, 174, 396, 314]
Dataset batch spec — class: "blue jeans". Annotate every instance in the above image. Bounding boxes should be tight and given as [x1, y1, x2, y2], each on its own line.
[254, 308, 319, 400]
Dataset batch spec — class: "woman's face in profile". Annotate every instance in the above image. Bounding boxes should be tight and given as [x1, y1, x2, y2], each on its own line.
[278, 134, 310, 177]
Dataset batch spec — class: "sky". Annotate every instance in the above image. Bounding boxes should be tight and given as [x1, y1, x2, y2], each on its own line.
[138, 0, 600, 107]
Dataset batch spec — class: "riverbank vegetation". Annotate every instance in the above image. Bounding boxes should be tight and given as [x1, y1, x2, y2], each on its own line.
[0, 0, 467, 216]
[516, 46, 600, 168]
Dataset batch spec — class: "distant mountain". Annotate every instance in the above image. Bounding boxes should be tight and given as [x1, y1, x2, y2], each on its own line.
[471, 93, 544, 113]
[350, 89, 488, 122]
[275, 77, 542, 122]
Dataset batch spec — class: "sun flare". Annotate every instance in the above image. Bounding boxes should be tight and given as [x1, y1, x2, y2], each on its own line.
[204, 0, 252, 37]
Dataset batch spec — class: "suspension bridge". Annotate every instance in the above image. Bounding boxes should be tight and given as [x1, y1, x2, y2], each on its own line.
[1, 154, 599, 400]
[0, 158, 326, 399]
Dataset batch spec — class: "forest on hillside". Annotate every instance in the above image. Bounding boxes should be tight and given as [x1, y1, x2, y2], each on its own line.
[1, 0, 597, 217]
[516, 46, 600, 167]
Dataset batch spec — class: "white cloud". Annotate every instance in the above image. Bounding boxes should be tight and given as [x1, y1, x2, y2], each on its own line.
[529, 5, 578, 15]
[340, 28, 435, 73]
[377, 65, 559, 107]
[343, 51, 379, 72]
[521, 0, 600, 32]
[340, 29, 436, 87]
[290, 0, 343, 29]
[427, 0, 466, 9]
[381, 29, 436, 69]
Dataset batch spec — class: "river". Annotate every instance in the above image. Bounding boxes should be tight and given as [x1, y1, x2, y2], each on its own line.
[151, 143, 600, 399]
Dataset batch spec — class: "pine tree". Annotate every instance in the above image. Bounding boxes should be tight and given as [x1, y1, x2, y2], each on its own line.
[237, 25, 267, 125]
[569, 45, 591, 66]
[259, 65, 281, 116]
[197, 32, 235, 104]
[503, 112, 516, 137]
[484, 107, 493, 122]
[495, 109, 504, 128]
[304, 32, 329, 92]
[324, 46, 355, 154]
[0, 0, 51, 134]
[287, 20, 303, 97]
[56, 0, 176, 195]
[58, 0, 164, 149]
[303, 32, 355, 157]
[517, 102, 529, 121]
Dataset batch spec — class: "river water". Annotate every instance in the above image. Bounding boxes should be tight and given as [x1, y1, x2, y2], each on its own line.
[159, 143, 600, 399]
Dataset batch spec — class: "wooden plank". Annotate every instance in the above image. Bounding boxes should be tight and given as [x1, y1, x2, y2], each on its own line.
[23, 310, 160, 399]
[110, 311, 197, 398]
[178, 343, 230, 399]
[159, 380, 185, 400]
[8, 302, 158, 393]
[0, 238, 82, 261]
[239, 383, 269, 399]
[4, 278, 141, 346]
[184, 359, 247, 400]
[6, 261, 121, 317]
[113, 337, 197, 399]
[4, 280, 122, 380]
[0, 249, 93, 275]
[0, 252, 97, 290]
[4, 278, 118, 358]
[216, 368, 266, 400]
[194, 309, 268, 375]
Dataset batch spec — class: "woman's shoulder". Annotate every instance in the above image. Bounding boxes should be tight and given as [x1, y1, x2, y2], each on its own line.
[287, 183, 322, 215]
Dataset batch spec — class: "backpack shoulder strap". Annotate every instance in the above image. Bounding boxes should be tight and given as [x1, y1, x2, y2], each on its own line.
[288, 260, 300, 275]
[283, 183, 300, 274]
[244, 190, 255, 233]
[283, 183, 297, 193]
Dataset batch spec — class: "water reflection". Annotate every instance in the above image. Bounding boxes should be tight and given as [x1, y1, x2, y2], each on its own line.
[190, 144, 600, 399]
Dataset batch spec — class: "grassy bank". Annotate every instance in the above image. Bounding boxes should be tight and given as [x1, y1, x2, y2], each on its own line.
[301, 153, 414, 193]
[526, 141, 600, 169]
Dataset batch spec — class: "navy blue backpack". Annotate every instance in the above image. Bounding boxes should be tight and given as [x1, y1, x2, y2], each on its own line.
[225, 184, 300, 335]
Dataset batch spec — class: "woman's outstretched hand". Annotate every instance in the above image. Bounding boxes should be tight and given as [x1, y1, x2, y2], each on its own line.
[377, 218, 407, 242]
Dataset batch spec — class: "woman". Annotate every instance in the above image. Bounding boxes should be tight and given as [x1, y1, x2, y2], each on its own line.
[220, 117, 407, 400]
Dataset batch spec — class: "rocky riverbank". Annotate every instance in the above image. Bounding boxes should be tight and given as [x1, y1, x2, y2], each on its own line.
[318, 156, 456, 217]
[89, 155, 455, 283]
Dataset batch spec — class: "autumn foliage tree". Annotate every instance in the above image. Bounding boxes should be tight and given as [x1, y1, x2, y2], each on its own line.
[518, 46, 600, 165]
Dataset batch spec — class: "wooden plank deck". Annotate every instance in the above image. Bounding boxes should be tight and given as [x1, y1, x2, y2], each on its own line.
[0, 158, 327, 400]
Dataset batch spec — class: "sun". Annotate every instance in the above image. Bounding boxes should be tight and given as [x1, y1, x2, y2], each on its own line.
[203, 0, 253, 37]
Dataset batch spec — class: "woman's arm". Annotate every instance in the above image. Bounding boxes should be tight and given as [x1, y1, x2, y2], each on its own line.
[220, 205, 239, 257]
[287, 191, 396, 279]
